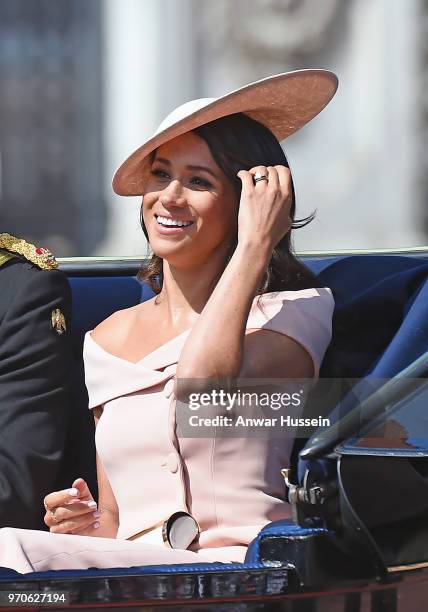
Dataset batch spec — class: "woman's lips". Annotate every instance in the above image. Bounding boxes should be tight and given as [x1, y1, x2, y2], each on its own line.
[154, 216, 195, 236]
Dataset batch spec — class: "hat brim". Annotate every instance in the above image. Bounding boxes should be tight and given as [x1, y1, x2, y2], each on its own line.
[113, 69, 338, 196]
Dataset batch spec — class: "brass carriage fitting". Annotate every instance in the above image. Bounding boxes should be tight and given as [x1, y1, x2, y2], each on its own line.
[281, 468, 328, 526]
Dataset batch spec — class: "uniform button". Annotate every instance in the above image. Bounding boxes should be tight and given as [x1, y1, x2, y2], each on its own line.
[166, 453, 178, 473]
[164, 379, 175, 398]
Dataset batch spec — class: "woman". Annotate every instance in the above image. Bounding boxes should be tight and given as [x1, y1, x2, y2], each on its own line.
[0, 70, 337, 572]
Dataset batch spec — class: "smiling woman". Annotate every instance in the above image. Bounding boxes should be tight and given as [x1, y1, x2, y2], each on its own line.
[0, 69, 338, 573]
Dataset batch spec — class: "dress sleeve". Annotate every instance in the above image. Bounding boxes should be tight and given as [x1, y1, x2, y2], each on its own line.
[82, 331, 173, 409]
[247, 287, 335, 378]
[83, 332, 106, 410]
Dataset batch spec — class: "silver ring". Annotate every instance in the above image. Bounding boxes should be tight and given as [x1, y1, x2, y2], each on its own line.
[254, 171, 268, 183]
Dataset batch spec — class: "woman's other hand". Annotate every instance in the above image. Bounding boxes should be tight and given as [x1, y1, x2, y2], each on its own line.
[43, 477, 101, 535]
[237, 165, 292, 253]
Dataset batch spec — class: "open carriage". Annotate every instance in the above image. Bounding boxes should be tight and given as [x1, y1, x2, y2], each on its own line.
[0, 246, 427, 611]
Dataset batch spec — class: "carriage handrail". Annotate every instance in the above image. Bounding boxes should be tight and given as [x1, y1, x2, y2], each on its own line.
[300, 349, 428, 459]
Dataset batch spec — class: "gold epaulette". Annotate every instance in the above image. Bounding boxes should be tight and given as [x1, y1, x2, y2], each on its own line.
[0, 233, 58, 270]
[0, 253, 13, 267]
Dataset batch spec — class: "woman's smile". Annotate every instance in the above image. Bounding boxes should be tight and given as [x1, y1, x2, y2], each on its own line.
[154, 214, 195, 235]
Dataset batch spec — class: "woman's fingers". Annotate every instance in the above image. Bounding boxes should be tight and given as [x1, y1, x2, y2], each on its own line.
[44, 500, 97, 527]
[275, 165, 292, 202]
[43, 478, 96, 530]
[44, 497, 102, 534]
[237, 169, 255, 192]
[48, 508, 102, 534]
[71, 477, 94, 501]
[266, 166, 279, 191]
[275, 166, 293, 228]
[69, 521, 103, 536]
[247, 164, 289, 205]
[236, 164, 293, 250]
[249, 166, 269, 187]
[44, 487, 82, 515]
[43, 479, 94, 511]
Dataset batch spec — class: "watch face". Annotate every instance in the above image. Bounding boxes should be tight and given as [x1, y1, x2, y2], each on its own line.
[164, 512, 199, 549]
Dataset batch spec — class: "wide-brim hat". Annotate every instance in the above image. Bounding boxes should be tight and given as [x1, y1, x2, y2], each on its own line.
[113, 69, 338, 196]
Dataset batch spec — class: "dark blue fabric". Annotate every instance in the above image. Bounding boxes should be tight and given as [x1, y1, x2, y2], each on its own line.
[69, 276, 154, 343]
[298, 253, 428, 480]
[309, 254, 428, 378]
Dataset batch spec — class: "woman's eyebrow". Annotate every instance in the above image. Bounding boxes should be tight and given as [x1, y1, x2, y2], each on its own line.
[186, 165, 218, 179]
[154, 157, 171, 166]
[154, 157, 218, 180]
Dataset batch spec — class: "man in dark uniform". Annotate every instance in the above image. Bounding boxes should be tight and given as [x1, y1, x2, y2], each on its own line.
[0, 233, 90, 530]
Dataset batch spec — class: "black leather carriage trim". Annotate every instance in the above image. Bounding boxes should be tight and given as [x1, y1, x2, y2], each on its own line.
[245, 519, 328, 565]
[0, 564, 290, 607]
[244, 519, 387, 587]
[0, 562, 264, 580]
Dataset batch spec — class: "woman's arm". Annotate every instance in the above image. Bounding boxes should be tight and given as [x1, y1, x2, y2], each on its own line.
[43, 406, 119, 538]
[176, 242, 268, 381]
[87, 407, 119, 538]
[176, 165, 295, 382]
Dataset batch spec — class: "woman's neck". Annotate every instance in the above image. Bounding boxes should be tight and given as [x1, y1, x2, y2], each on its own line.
[154, 256, 227, 326]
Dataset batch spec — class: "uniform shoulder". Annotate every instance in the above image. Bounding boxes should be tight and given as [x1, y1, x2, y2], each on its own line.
[0, 233, 58, 270]
[1, 250, 70, 297]
[2, 269, 70, 333]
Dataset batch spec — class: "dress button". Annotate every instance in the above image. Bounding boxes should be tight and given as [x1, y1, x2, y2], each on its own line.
[166, 453, 178, 473]
[163, 379, 175, 398]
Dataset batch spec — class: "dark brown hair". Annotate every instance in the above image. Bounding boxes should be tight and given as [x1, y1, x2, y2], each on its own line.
[139, 112, 320, 293]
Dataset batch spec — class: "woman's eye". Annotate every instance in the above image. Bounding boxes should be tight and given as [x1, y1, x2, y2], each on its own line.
[151, 169, 170, 179]
[190, 176, 212, 188]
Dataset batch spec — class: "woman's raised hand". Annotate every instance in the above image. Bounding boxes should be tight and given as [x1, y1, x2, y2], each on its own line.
[236, 165, 293, 253]
[43, 478, 101, 535]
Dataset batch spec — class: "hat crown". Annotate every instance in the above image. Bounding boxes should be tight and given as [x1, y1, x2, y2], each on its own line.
[155, 98, 217, 136]
[113, 70, 339, 196]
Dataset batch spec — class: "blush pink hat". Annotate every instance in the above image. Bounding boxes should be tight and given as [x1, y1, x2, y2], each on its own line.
[113, 69, 338, 196]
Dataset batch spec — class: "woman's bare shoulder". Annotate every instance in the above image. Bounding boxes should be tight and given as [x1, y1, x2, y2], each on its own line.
[91, 298, 156, 354]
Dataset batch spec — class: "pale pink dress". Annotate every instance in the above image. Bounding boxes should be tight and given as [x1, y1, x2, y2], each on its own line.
[0, 288, 334, 573]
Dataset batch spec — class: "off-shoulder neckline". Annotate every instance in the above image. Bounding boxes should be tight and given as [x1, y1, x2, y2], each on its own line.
[84, 287, 332, 367]
[85, 327, 192, 367]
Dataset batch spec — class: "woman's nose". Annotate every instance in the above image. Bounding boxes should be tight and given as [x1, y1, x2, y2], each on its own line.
[159, 180, 186, 207]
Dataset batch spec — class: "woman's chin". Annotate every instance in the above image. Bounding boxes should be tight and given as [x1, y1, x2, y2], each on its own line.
[150, 241, 193, 263]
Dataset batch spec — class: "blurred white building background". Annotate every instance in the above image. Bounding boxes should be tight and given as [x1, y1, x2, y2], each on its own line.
[0, 0, 427, 256]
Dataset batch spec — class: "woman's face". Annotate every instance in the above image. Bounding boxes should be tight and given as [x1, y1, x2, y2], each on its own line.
[142, 131, 238, 266]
